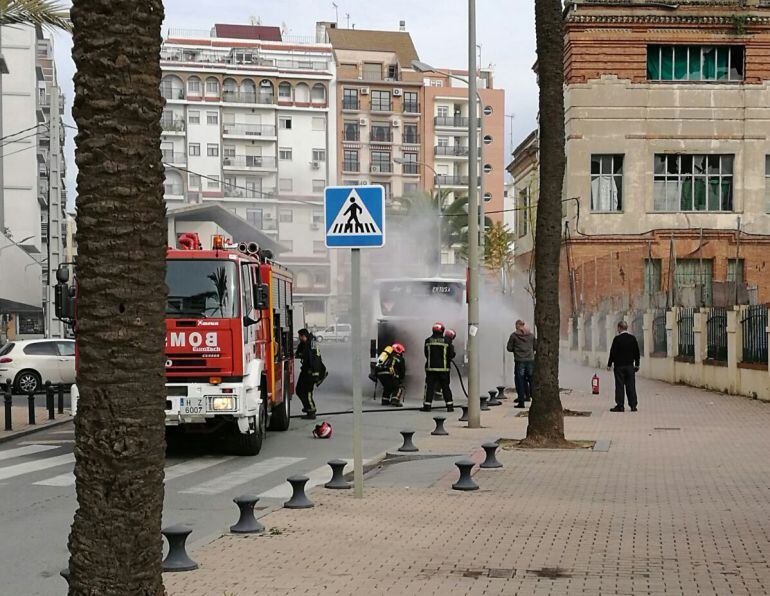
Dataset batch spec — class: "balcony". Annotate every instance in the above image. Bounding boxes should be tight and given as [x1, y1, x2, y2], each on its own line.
[162, 149, 187, 166]
[222, 123, 277, 138]
[161, 89, 186, 101]
[161, 118, 186, 133]
[435, 174, 469, 187]
[343, 132, 360, 142]
[38, 94, 51, 110]
[164, 184, 184, 199]
[342, 160, 360, 173]
[370, 163, 393, 174]
[402, 163, 419, 176]
[434, 116, 469, 128]
[342, 99, 360, 111]
[402, 134, 420, 145]
[403, 102, 420, 115]
[370, 131, 392, 143]
[222, 155, 277, 171]
[222, 91, 275, 105]
[223, 187, 275, 200]
[434, 145, 481, 158]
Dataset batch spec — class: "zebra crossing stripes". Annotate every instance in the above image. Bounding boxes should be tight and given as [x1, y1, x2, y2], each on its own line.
[0, 444, 58, 462]
[180, 456, 305, 496]
[0, 453, 75, 482]
[164, 456, 236, 482]
[329, 221, 378, 235]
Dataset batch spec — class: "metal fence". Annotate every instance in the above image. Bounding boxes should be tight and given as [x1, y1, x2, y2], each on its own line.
[597, 314, 607, 351]
[706, 307, 728, 362]
[571, 318, 578, 350]
[653, 309, 667, 354]
[677, 308, 695, 360]
[630, 311, 645, 355]
[584, 315, 593, 351]
[741, 305, 768, 365]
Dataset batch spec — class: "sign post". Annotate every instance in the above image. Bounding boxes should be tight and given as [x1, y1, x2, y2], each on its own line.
[324, 185, 386, 498]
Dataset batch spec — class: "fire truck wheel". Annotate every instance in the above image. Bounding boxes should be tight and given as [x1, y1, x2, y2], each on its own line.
[234, 404, 266, 456]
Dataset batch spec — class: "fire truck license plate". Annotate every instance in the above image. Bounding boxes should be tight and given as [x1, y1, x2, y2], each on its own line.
[180, 397, 205, 415]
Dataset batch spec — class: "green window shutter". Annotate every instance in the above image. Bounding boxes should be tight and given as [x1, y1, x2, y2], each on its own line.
[674, 46, 688, 80]
[647, 46, 661, 80]
[703, 47, 716, 79]
[661, 47, 674, 80]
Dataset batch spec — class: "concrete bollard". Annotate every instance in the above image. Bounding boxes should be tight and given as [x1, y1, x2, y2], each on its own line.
[452, 459, 479, 491]
[27, 390, 35, 425]
[284, 475, 314, 509]
[431, 416, 448, 436]
[458, 405, 469, 423]
[398, 430, 418, 452]
[230, 495, 264, 534]
[480, 442, 503, 469]
[487, 389, 502, 407]
[480, 395, 489, 411]
[45, 381, 55, 420]
[57, 384, 64, 415]
[325, 459, 351, 489]
[161, 525, 198, 572]
[3, 378, 11, 432]
[496, 385, 507, 400]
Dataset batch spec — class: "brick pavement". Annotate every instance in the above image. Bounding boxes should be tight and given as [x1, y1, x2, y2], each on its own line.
[164, 365, 770, 595]
[0, 404, 68, 442]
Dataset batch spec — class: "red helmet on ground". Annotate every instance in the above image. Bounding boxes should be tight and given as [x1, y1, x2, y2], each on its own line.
[432, 322, 445, 333]
[312, 421, 333, 439]
[392, 343, 405, 354]
[444, 329, 456, 341]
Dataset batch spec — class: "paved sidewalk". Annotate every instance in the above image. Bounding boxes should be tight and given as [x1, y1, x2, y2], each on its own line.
[0, 404, 71, 443]
[165, 365, 770, 595]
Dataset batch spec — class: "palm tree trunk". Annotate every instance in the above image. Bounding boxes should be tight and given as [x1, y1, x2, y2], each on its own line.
[67, 1, 167, 593]
[525, 0, 567, 445]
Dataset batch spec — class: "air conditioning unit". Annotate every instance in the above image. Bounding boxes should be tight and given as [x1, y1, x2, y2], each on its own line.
[391, 120, 400, 128]
[310, 161, 320, 170]
[360, 87, 370, 95]
[371, 165, 381, 173]
[393, 88, 403, 96]
[359, 117, 368, 126]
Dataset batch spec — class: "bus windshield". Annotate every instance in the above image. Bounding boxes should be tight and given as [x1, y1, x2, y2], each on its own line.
[166, 260, 239, 319]
[378, 280, 464, 318]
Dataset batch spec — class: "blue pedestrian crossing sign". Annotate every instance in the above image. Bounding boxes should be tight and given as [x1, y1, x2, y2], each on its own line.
[324, 185, 386, 248]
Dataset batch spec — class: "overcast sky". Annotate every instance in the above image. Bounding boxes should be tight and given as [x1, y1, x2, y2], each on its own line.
[52, 0, 538, 211]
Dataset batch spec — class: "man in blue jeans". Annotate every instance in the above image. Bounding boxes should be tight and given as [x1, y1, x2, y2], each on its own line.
[506, 320, 536, 408]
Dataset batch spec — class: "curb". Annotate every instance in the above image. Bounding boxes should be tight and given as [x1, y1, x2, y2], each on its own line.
[0, 415, 73, 445]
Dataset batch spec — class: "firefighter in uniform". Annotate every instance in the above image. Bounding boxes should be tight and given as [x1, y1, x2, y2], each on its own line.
[295, 328, 320, 419]
[375, 343, 406, 407]
[423, 322, 454, 412]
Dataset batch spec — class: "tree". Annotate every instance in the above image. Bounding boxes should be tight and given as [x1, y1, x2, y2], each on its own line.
[442, 194, 492, 261]
[525, 0, 568, 446]
[0, 0, 71, 29]
[67, 1, 167, 593]
[484, 221, 515, 290]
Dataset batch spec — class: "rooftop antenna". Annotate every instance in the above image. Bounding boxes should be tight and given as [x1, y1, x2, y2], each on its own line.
[249, 15, 261, 26]
[506, 114, 516, 152]
[332, 2, 339, 24]
[345, 13, 351, 28]
[281, 21, 289, 35]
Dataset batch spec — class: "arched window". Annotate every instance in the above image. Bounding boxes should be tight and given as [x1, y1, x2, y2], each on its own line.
[222, 78, 237, 101]
[186, 76, 202, 96]
[259, 80, 274, 104]
[160, 75, 184, 100]
[239, 79, 256, 103]
[278, 82, 293, 100]
[311, 83, 327, 104]
[205, 77, 220, 97]
[295, 82, 310, 103]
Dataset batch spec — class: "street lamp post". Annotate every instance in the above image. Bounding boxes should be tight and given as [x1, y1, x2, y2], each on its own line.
[394, 157, 442, 274]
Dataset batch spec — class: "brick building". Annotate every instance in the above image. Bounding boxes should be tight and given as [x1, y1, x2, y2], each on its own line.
[511, 0, 770, 333]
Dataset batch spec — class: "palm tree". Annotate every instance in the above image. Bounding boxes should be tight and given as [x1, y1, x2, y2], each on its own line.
[0, 0, 71, 29]
[442, 194, 492, 261]
[66, 0, 167, 593]
[524, 0, 568, 446]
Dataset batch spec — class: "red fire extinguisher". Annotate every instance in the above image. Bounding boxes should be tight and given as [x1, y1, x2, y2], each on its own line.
[592, 374, 600, 395]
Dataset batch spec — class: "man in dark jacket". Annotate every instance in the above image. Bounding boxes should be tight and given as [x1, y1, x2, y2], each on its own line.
[295, 328, 321, 419]
[423, 322, 454, 412]
[607, 320, 641, 412]
[507, 320, 536, 408]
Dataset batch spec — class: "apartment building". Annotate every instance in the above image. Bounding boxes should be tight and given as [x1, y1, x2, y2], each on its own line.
[511, 0, 770, 332]
[0, 25, 66, 341]
[160, 24, 338, 326]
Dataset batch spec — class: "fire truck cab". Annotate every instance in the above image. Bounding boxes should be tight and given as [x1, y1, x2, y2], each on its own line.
[68, 234, 295, 456]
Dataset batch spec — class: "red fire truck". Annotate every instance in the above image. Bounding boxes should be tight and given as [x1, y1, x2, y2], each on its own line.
[61, 233, 296, 455]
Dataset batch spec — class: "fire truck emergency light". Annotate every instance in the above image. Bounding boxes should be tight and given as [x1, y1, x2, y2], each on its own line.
[212, 235, 224, 249]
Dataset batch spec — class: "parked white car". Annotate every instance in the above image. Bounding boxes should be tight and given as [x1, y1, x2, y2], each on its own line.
[0, 339, 76, 394]
[314, 324, 352, 343]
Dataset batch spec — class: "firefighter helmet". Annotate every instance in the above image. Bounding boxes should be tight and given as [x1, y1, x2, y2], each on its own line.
[444, 328, 456, 341]
[432, 322, 445, 333]
[312, 421, 333, 439]
[392, 343, 405, 354]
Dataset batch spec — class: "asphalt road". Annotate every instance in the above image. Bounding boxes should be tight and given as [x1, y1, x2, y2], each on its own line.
[0, 344, 467, 596]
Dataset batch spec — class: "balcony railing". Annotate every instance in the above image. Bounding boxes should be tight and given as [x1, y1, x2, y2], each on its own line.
[402, 163, 419, 175]
[161, 118, 186, 132]
[402, 134, 420, 145]
[222, 123, 277, 137]
[162, 149, 187, 165]
[161, 89, 186, 101]
[342, 160, 360, 172]
[342, 99, 360, 110]
[164, 184, 183, 196]
[435, 145, 476, 157]
[343, 132, 360, 142]
[371, 103, 393, 113]
[38, 94, 51, 109]
[403, 102, 420, 114]
[223, 187, 271, 199]
[434, 116, 469, 128]
[370, 131, 392, 143]
[222, 91, 274, 105]
[370, 163, 393, 174]
[435, 174, 469, 186]
[222, 155, 277, 169]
